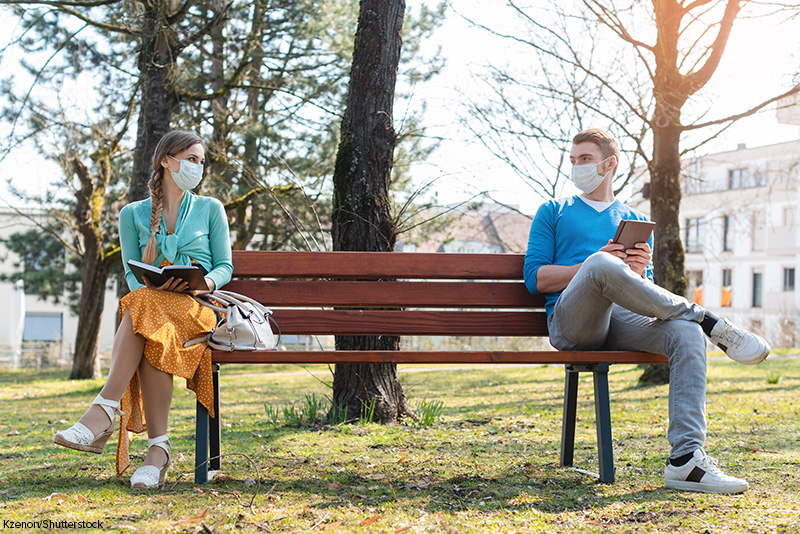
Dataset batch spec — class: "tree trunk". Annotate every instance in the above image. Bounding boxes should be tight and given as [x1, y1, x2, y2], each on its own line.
[642, 96, 686, 385]
[130, 3, 179, 202]
[330, 0, 410, 423]
[70, 253, 111, 379]
[70, 156, 114, 379]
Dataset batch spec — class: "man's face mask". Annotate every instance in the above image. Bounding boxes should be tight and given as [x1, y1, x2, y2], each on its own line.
[571, 156, 611, 194]
[168, 155, 204, 191]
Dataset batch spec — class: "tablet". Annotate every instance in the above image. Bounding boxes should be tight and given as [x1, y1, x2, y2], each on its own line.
[612, 220, 656, 250]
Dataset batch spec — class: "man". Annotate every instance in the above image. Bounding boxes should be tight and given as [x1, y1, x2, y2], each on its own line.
[523, 128, 769, 494]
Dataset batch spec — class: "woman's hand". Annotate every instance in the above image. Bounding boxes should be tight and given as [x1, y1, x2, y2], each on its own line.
[189, 277, 216, 296]
[143, 276, 190, 293]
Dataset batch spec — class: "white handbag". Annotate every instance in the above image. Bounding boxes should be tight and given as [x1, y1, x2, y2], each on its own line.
[185, 290, 279, 351]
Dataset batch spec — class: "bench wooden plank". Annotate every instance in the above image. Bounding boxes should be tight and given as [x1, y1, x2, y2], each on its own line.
[224, 280, 543, 308]
[269, 309, 549, 336]
[211, 350, 668, 365]
[230, 250, 527, 279]
[195, 251, 670, 487]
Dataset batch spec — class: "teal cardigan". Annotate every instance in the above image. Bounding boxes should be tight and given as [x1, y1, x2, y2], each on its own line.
[120, 192, 233, 291]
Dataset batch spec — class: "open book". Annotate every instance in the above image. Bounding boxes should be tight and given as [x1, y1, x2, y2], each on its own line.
[127, 259, 209, 291]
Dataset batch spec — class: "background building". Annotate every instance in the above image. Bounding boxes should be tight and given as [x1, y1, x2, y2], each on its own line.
[632, 138, 800, 348]
[0, 208, 119, 368]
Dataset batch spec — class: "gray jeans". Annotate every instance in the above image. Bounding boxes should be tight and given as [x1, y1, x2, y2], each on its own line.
[548, 251, 707, 457]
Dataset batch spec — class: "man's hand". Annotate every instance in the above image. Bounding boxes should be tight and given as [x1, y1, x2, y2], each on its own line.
[624, 242, 651, 276]
[600, 239, 650, 277]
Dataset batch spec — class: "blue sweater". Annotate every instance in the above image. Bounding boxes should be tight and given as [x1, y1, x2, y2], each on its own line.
[120, 192, 233, 291]
[523, 196, 653, 316]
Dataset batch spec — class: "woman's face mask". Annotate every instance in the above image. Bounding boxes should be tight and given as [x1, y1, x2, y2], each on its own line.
[168, 155, 204, 191]
[571, 156, 611, 194]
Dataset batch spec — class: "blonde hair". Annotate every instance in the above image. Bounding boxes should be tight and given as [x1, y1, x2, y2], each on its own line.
[141, 130, 205, 264]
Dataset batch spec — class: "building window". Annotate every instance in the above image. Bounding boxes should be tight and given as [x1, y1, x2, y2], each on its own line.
[752, 271, 763, 308]
[22, 313, 63, 342]
[687, 270, 703, 305]
[722, 215, 732, 252]
[722, 268, 732, 287]
[685, 217, 703, 253]
[784, 268, 795, 291]
[728, 168, 750, 189]
[721, 268, 732, 307]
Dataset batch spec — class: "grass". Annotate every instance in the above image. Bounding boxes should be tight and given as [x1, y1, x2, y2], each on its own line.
[1, 356, 799, 533]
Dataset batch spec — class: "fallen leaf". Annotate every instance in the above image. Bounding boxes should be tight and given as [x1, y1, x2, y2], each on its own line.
[44, 493, 67, 502]
[170, 508, 210, 528]
[435, 517, 461, 533]
[77, 495, 89, 503]
[209, 515, 227, 530]
[394, 525, 412, 532]
[328, 481, 344, 491]
[366, 473, 386, 480]
[359, 515, 381, 526]
[406, 479, 431, 490]
[109, 523, 137, 531]
[320, 520, 343, 530]
[397, 456, 406, 463]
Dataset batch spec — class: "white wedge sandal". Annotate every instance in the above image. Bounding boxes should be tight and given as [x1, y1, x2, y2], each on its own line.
[53, 394, 123, 454]
[130, 435, 171, 490]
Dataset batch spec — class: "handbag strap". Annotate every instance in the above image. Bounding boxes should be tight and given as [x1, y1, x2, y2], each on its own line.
[213, 289, 273, 316]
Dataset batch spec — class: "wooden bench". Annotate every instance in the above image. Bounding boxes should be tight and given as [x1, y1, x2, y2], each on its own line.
[194, 251, 668, 484]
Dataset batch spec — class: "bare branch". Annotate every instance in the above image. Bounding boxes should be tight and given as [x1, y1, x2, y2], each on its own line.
[683, 84, 800, 130]
[684, 0, 742, 92]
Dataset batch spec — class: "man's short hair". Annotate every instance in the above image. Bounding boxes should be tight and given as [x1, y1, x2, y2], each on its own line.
[573, 129, 621, 163]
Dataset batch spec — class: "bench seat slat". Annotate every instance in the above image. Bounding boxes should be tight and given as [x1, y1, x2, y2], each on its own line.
[230, 250, 526, 279]
[211, 350, 668, 365]
[224, 280, 544, 308]
[270, 309, 549, 336]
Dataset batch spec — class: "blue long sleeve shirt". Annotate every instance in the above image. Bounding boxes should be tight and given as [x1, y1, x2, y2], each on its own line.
[120, 192, 233, 291]
[523, 196, 653, 317]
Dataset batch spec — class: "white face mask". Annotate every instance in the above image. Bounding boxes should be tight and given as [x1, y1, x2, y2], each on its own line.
[571, 156, 611, 194]
[168, 155, 204, 191]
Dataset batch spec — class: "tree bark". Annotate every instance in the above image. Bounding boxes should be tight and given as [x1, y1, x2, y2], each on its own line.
[70, 157, 115, 379]
[129, 1, 179, 202]
[70, 252, 111, 379]
[330, 0, 410, 423]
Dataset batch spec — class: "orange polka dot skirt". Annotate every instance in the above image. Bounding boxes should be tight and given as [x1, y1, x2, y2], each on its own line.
[115, 287, 217, 476]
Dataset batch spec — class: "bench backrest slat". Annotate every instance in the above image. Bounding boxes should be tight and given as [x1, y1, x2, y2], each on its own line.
[225, 280, 545, 308]
[230, 250, 526, 279]
[272, 310, 549, 336]
[220, 251, 553, 339]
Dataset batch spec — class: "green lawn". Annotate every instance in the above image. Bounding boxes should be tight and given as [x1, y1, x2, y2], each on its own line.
[1, 356, 798, 533]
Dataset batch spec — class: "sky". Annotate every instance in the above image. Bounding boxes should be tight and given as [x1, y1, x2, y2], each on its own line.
[405, 0, 800, 215]
[1, 1, 799, 216]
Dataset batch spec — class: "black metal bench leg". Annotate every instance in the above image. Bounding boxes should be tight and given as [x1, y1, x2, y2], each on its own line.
[560, 364, 580, 468]
[195, 400, 209, 484]
[592, 364, 614, 483]
[210, 363, 221, 471]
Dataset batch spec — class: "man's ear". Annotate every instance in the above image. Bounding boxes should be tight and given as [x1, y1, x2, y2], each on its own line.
[607, 155, 618, 173]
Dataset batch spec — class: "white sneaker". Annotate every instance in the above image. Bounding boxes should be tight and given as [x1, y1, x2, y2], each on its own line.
[664, 449, 748, 494]
[709, 318, 770, 365]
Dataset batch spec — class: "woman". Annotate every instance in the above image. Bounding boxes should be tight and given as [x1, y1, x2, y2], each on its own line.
[54, 131, 233, 489]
